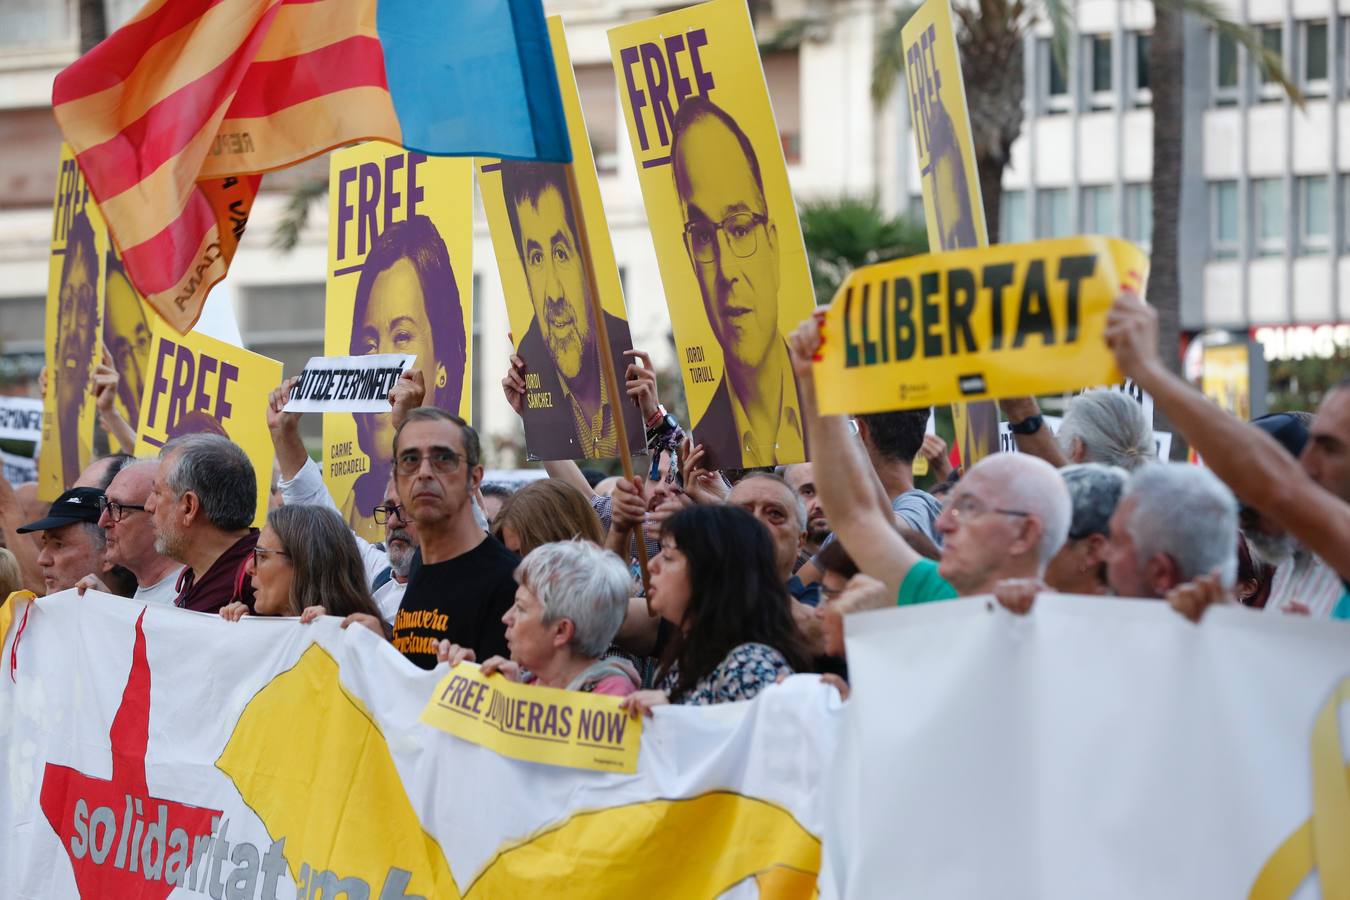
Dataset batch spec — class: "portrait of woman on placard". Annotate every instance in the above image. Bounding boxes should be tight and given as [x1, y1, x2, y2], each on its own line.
[103, 252, 152, 428]
[344, 214, 467, 542]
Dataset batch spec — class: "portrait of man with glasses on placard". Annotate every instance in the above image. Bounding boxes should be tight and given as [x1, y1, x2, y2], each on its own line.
[671, 94, 804, 470]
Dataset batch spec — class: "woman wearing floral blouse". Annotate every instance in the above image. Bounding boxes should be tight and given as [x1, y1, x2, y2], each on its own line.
[621, 504, 813, 714]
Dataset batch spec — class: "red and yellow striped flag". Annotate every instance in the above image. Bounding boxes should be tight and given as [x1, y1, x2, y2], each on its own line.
[53, 0, 569, 334]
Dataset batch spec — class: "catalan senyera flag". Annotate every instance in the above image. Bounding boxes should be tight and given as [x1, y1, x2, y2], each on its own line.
[52, 0, 571, 335]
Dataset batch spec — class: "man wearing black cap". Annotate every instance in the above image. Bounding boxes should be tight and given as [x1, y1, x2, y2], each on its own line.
[18, 486, 106, 595]
[1243, 412, 1343, 618]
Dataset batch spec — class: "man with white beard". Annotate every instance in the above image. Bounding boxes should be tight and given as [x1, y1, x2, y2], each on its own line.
[1242, 412, 1343, 618]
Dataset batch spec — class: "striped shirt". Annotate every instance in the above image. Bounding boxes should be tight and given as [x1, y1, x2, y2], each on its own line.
[1261, 551, 1343, 619]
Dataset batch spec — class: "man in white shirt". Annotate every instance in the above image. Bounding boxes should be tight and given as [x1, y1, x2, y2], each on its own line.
[76, 460, 183, 603]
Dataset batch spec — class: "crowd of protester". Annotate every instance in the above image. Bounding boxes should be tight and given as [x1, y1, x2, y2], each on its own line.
[0, 291, 1346, 722]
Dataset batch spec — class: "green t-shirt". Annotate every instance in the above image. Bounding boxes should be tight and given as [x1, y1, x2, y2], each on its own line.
[896, 558, 959, 607]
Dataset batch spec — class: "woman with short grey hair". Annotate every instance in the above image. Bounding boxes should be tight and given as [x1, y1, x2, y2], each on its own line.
[1057, 390, 1156, 471]
[437, 540, 640, 696]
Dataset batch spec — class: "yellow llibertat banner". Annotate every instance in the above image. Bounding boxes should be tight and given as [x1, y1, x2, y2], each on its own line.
[324, 142, 473, 544]
[479, 17, 644, 462]
[38, 145, 108, 500]
[609, 0, 813, 470]
[902, 0, 1000, 466]
[133, 324, 281, 526]
[421, 662, 641, 774]
[814, 237, 1149, 413]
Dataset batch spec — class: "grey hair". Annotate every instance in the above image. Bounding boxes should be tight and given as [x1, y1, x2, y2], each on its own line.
[160, 433, 257, 531]
[515, 541, 633, 658]
[1057, 390, 1157, 470]
[1123, 463, 1238, 588]
[736, 471, 808, 531]
[81, 521, 106, 552]
[974, 453, 1072, 569]
[1060, 463, 1129, 540]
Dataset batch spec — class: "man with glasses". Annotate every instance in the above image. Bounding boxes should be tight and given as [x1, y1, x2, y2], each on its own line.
[380, 407, 519, 669]
[671, 95, 803, 470]
[787, 317, 1072, 610]
[144, 433, 259, 613]
[76, 459, 183, 604]
[370, 484, 417, 624]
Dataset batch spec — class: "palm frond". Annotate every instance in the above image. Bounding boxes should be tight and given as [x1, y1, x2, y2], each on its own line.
[271, 176, 328, 253]
[1040, 0, 1074, 84]
[871, 4, 922, 106]
[1161, 0, 1303, 106]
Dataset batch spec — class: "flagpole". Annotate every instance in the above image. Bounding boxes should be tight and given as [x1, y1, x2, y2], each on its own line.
[561, 163, 651, 597]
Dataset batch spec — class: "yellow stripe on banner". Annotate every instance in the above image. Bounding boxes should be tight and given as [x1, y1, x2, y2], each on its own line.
[141, 222, 230, 335]
[251, 0, 378, 62]
[462, 792, 820, 898]
[1249, 677, 1350, 899]
[55, 0, 276, 153]
[0, 591, 32, 648]
[199, 86, 401, 179]
[96, 115, 225, 252]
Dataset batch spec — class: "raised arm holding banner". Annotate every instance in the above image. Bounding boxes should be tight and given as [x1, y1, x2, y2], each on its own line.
[609, 0, 814, 471]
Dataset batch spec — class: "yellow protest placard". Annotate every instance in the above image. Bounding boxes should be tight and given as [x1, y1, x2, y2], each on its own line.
[479, 17, 645, 462]
[814, 237, 1149, 413]
[902, 0, 999, 465]
[38, 145, 108, 500]
[609, 0, 813, 470]
[421, 663, 641, 775]
[324, 142, 473, 543]
[103, 246, 156, 434]
[133, 324, 281, 526]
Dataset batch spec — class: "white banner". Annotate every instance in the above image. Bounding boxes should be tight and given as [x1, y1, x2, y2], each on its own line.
[0, 395, 43, 443]
[283, 353, 416, 414]
[0, 590, 838, 899]
[821, 596, 1350, 899]
[1, 449, 38, 485]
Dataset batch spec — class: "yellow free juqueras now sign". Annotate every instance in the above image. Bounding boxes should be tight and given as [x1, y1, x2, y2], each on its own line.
[421, 663, 641, 774]
[813, 236, 1149, 414]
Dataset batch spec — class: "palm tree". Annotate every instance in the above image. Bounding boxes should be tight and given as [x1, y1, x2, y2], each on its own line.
[799, 196, 929, 304]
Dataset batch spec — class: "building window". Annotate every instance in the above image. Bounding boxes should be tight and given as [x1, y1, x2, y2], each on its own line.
[1301, 21, 1328, 95]
[1080, 185, 1115, 234]
[1213, 32, 1239, 104]
[1210, 180, 1239, 259]
[1257, 25, 1284, 101]
[1131, 32, 1152, 106]
[1297, 175, 1329, 254]
[1252, 178, 1285, 255]
[1087, 35, 1113, 109]
[1038, 188, 1071, 238]
[0, 0, 75, 49]
[575, 64, 619, 174]
[1000, 190, 1028, 244]
[764, 51, 803, 164]
[1041, 39, 1071, 113]
[1124, 183, 1152, 248]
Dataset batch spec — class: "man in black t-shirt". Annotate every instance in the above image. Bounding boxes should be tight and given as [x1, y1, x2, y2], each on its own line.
[346, 407, 518, 668]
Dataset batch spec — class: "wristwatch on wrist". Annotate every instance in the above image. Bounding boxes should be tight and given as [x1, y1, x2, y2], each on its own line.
[1008, 414, 1044, 436]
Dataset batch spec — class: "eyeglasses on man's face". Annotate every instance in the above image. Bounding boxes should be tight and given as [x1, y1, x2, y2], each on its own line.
[396, 448, 463, 477]
[98, 496, 146, 523]
[683, 212, 768, 263]
[373, 503, 406, 525]
[940, 494, 1031, 527]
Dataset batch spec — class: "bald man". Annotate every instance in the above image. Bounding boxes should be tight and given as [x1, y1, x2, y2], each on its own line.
[788, 318, 1072, 605]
